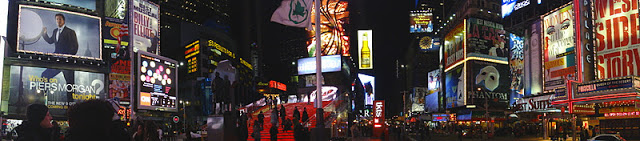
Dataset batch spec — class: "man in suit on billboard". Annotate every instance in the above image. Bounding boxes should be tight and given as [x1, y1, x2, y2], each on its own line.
[39, 13, 77, 103]
[41, 13, 79, 56]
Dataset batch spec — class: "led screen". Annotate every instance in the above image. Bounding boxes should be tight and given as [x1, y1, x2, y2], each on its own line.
[466, 18, 507, 61]
[137, 52, 177, 111]
[444, 23, 465, 69]
[509, 33, 524, 105]
[410, 10, 433, 33]
[105, 0, 127, 20]
[8, 66, 105, 117]
[445, 65, 464, 109]
[17, 5, 102, 60]
[428, 69, 440, 90]
[468, 61, 510, 107]
[307, 0, 349, 56]
[358, 73, 375, 106]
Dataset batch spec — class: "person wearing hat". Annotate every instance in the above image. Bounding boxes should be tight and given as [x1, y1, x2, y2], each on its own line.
[15, 104, 60, 141]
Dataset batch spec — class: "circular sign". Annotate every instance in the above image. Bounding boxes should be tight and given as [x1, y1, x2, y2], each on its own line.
[173, 116, 179, 123]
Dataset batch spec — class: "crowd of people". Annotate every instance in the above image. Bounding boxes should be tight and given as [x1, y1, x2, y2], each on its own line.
[244, 104, 311, 141]
[14, 99, 166, 141]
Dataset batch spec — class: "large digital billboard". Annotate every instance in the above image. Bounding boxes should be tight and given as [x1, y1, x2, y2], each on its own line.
[358, 30, 373, 69]
[137, 52, 177, 112]
[543, 4, 576, 91]
[17, 5, 102, 60]
[509, 33, 524, 104]
[307, 0, 349, 56]
[411, 87, 427, 112]
[130, 0, 159, 54]
[358, 73, 375, 106]
[444, 23, 465, 69]
[501, 0, 533, 18]
[105, 0, 127, 20]
[468, 61, 510, 107]
[8, 66, 105, 117]
[43, 0, 97, 10]
[594, 0, 640, 79]
[466, 18, 507, 61]
[445, 65, 464, 109]
[410, 10, 433, 33]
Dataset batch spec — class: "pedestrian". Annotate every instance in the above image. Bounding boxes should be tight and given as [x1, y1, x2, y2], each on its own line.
[132, 124, 144, 141]
[65, 99, 131, 141]
[270, 125, 278, 141]
[293, 107, 300, 122]
[271, 108, 279, 128]
[301, 107, 308, 122]
[252, 120, 262, 141]
[258, 111, 265, 129]
[15, 104, 59, 141]
[280, 105, 286, 128]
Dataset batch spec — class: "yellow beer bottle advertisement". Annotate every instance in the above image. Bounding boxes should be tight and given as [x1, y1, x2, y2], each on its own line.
[358, 30, 373, 69]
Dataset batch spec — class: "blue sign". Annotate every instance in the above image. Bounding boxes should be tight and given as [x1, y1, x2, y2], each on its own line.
[502, 0, 532, 18]
[297, 55, 342, 75]
[576, 77, 635, 97]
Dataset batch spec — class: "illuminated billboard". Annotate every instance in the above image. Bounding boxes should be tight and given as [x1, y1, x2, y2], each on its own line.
[297, 55, 342, 75]
[130, 0, 159, 54]
[358, 73, 375, 105]
[420, 36, 440, 52]
[509, 33, 524, 104]
[8, 66, 105, 117]
[501, 0, 532, 18]
[307, 0, 349, 57]
[358, 30, 373, 69]
[466, 18, 507, 61]
[137, 52, 178, 112]
[444, 23, 465, 69]
[105, 0, 127, 20]
[594, 0, 640, 79]
[445, 65, 464, 109]
[43, 0, 97, 10]
[525, 20, 543, 96]
[542, 4, 576, 91]
[428, 69, 440, 90]
[17, 5, 102, 60]
[468, 61, 510, 107]
[411, 87, 427, 112]
[410, 10, 433, 33]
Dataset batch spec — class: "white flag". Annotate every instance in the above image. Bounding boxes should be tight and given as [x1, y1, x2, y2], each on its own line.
[271, 0, 312, 28]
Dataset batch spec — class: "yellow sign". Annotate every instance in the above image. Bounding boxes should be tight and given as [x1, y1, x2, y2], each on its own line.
[544, 59, 565, 70]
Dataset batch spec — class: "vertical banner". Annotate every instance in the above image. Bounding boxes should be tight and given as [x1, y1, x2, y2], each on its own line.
[594, 0, 640, 79]
[543, 4, 576, 91]
[372, 100, 385, 137]
[358, 30, 373, 69]
[445, 65, 464, 108]
[444, 23, 466, 69]
[526, 20, 543, 96]
[576, 0, 595, 82]
[129, 0, 159, 54]
[509, 33, 524, 105]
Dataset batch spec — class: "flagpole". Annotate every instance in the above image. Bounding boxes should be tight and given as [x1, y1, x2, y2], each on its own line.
[314, 0, 325, 140]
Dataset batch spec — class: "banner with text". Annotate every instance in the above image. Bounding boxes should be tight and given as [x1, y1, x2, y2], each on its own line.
[594, 0, 640, 79]
[543, 4, 577, 91]
[445, 23, 465, 69]
[129, 0, 159, 54]
[466, 18, 508, 61]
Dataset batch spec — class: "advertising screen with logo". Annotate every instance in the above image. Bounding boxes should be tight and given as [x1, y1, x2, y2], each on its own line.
[445, 65, 464, 109]
[297, 55, 342, 75]
[469, 61, 510, 107]
[130, 0, 159, 54]
[428, 69, 440, 90]
[137, 52, 177, 112]
[358, 30, 373, 69]
[445, 23, 465, 69]
[594, 0, 640, 79]
[466, 18, 507, 61]
[509, 33, 524, 105]
[17, 5, 102, 60]
[358, 73, 375, 106]
[543, 4, 576, 91]
[8, 66, 105, 117]
[410, 10, 433, 33]
[373, 100, 384, 128]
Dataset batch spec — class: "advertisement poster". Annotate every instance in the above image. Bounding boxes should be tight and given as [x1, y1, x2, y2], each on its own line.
[411, 87, 427, 112]
[525, 20, 543, 96]
[594, 0, 640, 79]
[509, 33, 524, 105]
[501, 0, 533, 18]
[17, 5, 102, 60]
[8, 66, 105, 117]
[358, 30, 373, 69]
[109, 73, 130, 102]
[543, 4, 576, 91]
[105, 0, 127, 20]
[445, 23, 465, 69]
[410, 10, 433, 33]
[428, 69, 440, 90]
[130, 0, 159, 54]
[445, 65, 464, 109]
[137, 52, 177, 111]
[468, 61, 510, 107]
[466, 18, 508, 61]
[424, 91, 438, 113]
[44, 0, 97, 10]
[358, 73, 375, 106]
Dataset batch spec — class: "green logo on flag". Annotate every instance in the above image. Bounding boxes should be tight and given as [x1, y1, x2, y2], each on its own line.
[288, 0, 308, 24]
